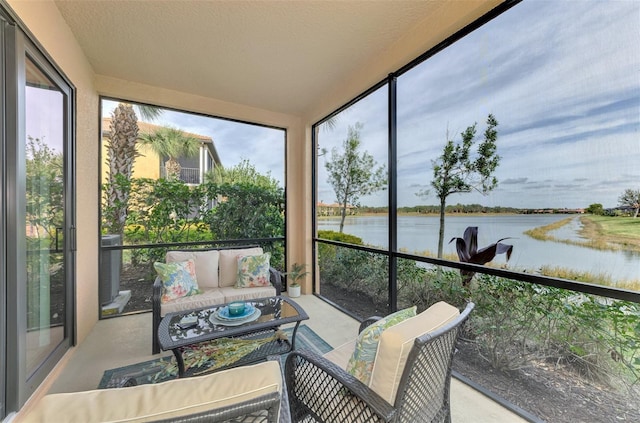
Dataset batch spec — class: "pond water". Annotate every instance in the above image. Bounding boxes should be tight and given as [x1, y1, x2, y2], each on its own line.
[318, 214, 640, 285]
[547, 216, 587, 242]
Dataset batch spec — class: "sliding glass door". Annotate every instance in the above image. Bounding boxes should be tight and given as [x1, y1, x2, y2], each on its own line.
[23, 55, 69, 380]
[2, 11, 75, 415]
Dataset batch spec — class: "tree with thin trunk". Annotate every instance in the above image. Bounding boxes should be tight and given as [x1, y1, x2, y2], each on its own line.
[618, 188, 640, 218]
[139, 126, 201, 180]
[420, 114, 500, 258]
[325, 122, 386, 233]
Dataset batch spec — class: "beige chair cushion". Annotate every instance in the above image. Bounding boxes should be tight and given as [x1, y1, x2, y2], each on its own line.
[218, 247, 263, 287]
[218, 286, 276, 303]
[166, 250, 220, 288]
[20, 361, 282, 423]
[160, 288, 225, 316]
[324, 339, 356, 370]
[369, 301, 460, 404]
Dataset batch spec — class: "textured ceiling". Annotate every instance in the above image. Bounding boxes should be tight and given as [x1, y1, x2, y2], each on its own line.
[53, 1, 493, 116]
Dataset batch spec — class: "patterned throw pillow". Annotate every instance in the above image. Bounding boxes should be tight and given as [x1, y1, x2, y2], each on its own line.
[154, 259, 201, 302]
[235, 253, 271, 288]
[346, 306, 417, 385]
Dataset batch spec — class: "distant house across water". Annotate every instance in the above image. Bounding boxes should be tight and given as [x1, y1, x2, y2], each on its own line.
[317, 202, 356, 216]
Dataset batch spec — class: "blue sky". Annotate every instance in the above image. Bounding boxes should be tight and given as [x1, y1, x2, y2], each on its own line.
[318, 0, 639, 209]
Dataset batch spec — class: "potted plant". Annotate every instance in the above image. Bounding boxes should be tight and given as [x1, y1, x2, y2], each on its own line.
[283, 263, 308, 298]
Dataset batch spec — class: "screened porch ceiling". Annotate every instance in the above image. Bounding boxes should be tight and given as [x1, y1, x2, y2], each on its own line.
[53, 0, 502, 117]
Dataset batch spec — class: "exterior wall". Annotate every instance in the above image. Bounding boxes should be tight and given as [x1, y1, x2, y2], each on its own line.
[100, 142, 161, 185]
[133, 148, 161, 179]
[100, 119, 214, 183]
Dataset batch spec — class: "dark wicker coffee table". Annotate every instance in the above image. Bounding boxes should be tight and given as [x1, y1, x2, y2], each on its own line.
[157, 296, 308, 377]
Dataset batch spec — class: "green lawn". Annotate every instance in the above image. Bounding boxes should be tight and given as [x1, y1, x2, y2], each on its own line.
[582, 215, 640, 238]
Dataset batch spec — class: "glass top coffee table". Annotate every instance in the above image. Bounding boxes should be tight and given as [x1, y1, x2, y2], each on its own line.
[157, 296, 308, 377]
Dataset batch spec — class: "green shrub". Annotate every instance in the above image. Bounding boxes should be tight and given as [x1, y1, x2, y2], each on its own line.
[318, 244, 388, 304]
[201, 182, 284, 240]
[318, 230, 363, 245]
[396, 263, 468, 312]
[469, 274, 640, 389]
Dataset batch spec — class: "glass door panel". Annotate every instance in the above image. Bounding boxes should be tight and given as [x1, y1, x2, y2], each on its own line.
[24, 56, 65, 377]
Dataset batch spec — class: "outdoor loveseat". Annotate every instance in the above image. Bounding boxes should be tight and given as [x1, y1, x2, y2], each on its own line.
[152, 246, 282, 354]
[11, 360, 285, 423]
[285, 301, 474, 422]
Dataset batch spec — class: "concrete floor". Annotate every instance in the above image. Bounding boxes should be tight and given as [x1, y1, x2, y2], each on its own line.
[49, 294, 528, 422]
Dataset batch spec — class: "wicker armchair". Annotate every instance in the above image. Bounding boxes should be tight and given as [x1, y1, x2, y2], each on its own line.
[284, 302, 474, 423]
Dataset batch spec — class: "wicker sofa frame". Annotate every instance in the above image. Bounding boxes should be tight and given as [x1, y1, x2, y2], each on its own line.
[284, 302, 474, 423]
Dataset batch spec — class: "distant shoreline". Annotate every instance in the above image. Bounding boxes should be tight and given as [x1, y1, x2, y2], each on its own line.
[318, 211, 565, 218]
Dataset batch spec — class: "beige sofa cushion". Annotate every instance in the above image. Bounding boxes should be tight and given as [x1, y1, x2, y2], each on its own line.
[369, 301, 460, 404]
[19, 361, 282, 423]
[218, 247, 263, 287]
[160, 288, 225, 316]
[166, 250, 220, 288]
[218, 286, 276, 303]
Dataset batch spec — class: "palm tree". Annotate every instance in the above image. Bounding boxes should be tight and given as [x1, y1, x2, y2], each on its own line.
[103, 103, 163, 237]
[103, 103, 139, 237]
[136, 105, 163, 122]
[139, 126, 201, 180]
